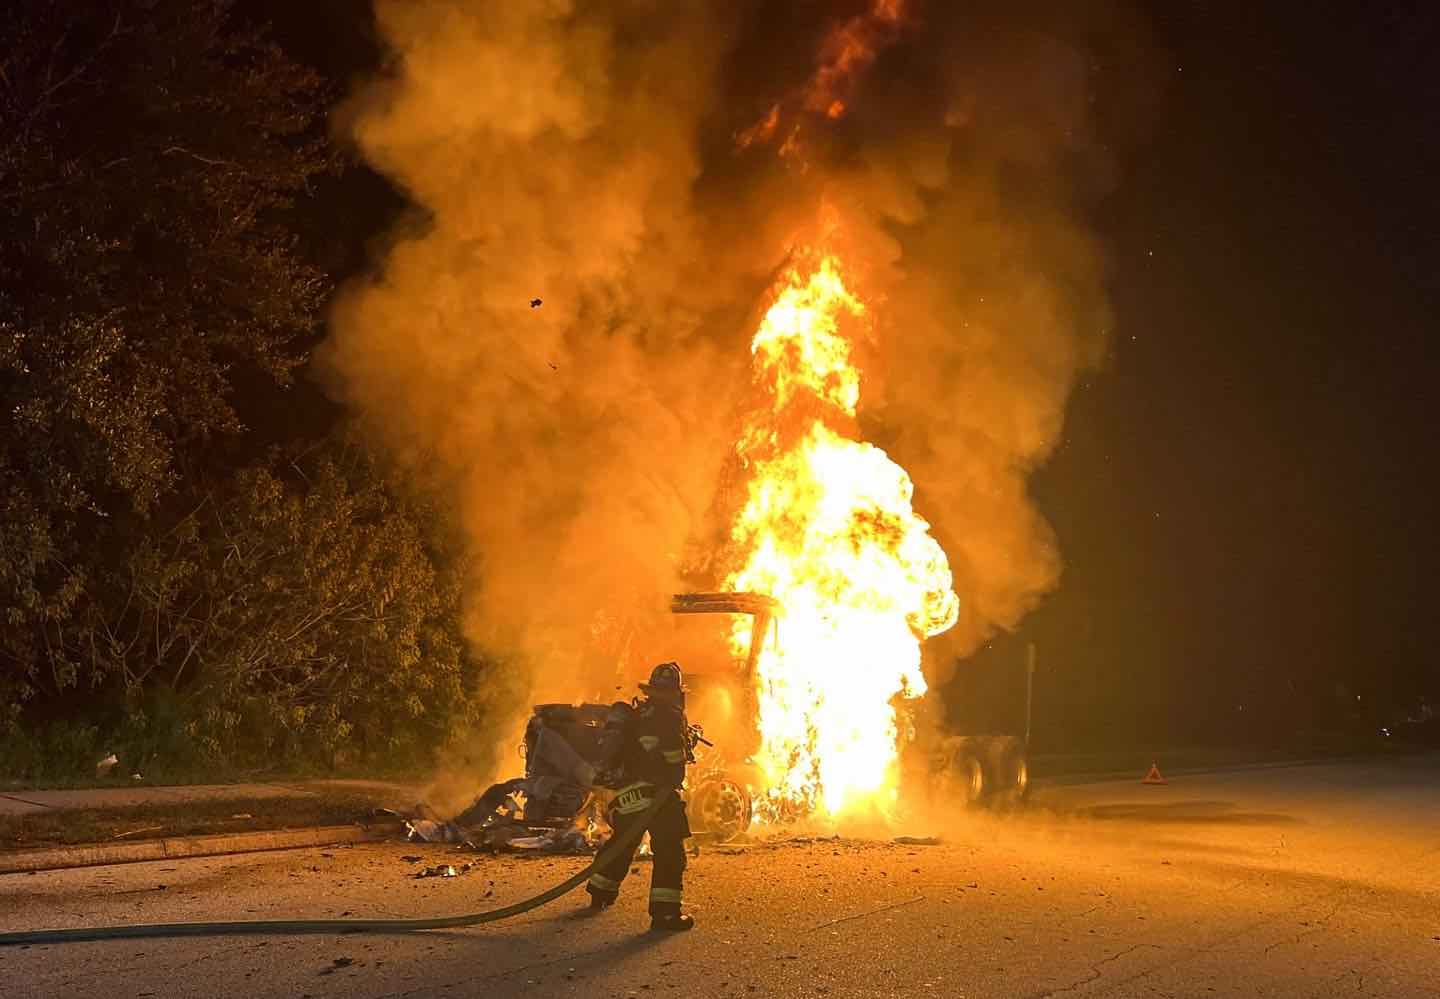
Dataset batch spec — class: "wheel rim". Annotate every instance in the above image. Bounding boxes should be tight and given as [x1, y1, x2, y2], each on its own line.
[693, 779, 753, 839]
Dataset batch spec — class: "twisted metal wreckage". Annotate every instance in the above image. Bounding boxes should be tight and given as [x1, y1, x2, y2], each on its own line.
[406, 591, 1028, 854]
[402, 594, 773, 853]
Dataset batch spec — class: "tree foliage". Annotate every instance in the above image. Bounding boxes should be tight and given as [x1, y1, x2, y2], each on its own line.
[1, 0, 334, 708]
[0, 2, 490, 777]
[93, 444, 480, 767]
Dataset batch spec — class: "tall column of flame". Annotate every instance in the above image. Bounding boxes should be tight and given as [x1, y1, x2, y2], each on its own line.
[726, 252, 959, 820]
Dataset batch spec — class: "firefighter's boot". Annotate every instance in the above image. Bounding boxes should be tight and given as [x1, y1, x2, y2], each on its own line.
[650, 912, 695, 932]
[585, 886, 616, 912]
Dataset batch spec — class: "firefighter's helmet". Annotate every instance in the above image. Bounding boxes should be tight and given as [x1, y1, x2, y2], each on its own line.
[640, 661, 685, 696]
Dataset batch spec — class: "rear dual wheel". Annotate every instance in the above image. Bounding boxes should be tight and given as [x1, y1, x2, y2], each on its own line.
[990, 752, 1029, 811]
[946, 752, 988, 806]
[942, 740, 1029, 809]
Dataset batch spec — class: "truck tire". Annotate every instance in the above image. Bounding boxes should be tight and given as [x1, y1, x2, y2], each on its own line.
[947, 750, 987, 807]
[990, 739, 1030, 810]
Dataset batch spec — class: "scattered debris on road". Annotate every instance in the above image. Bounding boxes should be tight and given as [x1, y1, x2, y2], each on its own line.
[403, 818, 465, 844]
[506, 828, 593, 853]
[381, 796, 600, 855]
[319, 957, 355, 975]
[414, 863, 473, 879]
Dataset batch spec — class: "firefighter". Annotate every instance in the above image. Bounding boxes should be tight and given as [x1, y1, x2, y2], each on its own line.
[585, 661, 696, 931]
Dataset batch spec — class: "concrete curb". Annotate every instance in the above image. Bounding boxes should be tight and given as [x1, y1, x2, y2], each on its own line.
[0, 822, 402, 875]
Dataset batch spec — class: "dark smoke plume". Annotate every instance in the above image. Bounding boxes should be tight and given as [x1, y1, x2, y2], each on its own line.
[321, 0, 1153, 777]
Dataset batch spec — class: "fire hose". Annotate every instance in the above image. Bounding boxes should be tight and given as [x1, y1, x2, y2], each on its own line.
[0, 789, 676, 947]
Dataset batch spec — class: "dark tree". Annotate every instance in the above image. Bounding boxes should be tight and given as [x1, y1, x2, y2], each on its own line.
[86, 440, 480, 770]
[0, 0, 334, 716]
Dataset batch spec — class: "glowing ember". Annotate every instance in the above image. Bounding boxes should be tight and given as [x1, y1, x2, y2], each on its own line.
[726, 252, 959, 820]
[736, 0, 907, 155]
[736, 103, 781, 150]
[799, 0, 904, 116]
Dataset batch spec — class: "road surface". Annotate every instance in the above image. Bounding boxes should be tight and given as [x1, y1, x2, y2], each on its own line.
[4, 756, 1438, 998]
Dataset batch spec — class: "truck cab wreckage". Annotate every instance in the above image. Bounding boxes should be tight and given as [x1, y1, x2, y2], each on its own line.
[451, 592, 1027, 850]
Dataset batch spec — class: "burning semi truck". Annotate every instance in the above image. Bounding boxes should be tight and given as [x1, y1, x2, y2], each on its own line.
[456, 235, 1035, 846]
[334, 0, 1083, 855]
[455, 591, 1028, 846]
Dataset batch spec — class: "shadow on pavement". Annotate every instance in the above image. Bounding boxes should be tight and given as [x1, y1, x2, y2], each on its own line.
[1069, 800, 1303, 826]
[1137, 837, 1268, 858]
[470, 912, 684, 986]
[1179, 856, 1439, 912]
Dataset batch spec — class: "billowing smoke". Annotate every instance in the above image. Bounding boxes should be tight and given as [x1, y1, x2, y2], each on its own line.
[833, 9, 1124, 673]
[321, 0, 1143, 771]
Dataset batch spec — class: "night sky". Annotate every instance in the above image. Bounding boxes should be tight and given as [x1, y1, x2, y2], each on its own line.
[990, 2, 1439, 748]
[256, 1, 1438, 751]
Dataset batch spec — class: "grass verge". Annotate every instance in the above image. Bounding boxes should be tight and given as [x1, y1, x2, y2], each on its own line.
[0, 792, 391, 852]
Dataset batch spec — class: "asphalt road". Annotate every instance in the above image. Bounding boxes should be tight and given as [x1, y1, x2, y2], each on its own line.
[3, 756, 1438, 998]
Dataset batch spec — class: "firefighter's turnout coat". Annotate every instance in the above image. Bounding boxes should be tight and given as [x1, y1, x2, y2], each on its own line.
[586, 698, 692, 915]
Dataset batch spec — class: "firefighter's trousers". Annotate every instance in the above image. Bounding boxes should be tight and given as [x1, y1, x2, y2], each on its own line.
[586, 787, 690, 916]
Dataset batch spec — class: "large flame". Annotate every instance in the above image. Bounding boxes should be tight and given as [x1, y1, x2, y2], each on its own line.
[726, 250, 958, 820]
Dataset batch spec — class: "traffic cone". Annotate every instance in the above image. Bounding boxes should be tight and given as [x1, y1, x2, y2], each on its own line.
[1141, 762, 1167, 785]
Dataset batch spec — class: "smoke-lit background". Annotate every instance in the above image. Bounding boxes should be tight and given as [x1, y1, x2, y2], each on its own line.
[259, 0, 1435, 757]
[316, 1, 1143, 740]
